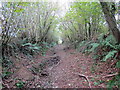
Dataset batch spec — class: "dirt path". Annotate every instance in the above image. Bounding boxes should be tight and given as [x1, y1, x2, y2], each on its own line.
[3, 44, 107, 88]
[46, 44, 94, 88]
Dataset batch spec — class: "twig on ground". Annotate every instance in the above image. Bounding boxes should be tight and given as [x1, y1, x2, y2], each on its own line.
[2, 82, 9, 88]
[49, 61, 60, 70]
[73, 72, 119, 88]
[103, 72, 118, 78]
[73, 73, 91, 88]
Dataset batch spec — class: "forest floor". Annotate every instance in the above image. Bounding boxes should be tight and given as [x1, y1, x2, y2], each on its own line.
[3, 44, 116, 88]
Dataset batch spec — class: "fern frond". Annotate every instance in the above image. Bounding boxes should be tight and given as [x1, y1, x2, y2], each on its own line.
[102, 50, 117, 61]
[88, 43, 100, 52]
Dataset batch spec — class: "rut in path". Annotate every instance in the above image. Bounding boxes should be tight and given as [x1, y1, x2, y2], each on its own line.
[38, 44, 94, 88]
[3, 44, 107, 88]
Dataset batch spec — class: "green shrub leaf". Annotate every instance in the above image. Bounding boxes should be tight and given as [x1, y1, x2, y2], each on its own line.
[89, 43, 100, 52]
[103, 50, 117, 61]
[116, 61, 120, 68]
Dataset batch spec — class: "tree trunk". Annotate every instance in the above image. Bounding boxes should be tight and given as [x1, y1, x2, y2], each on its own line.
[88, 22, 91, 39]
[85, 19, 88, 40]
[99, 1, 120, 44]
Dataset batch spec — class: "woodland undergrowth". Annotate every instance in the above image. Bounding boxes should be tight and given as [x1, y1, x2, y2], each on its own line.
[76, 34, 120, 88]
[1, 38, 56, 83]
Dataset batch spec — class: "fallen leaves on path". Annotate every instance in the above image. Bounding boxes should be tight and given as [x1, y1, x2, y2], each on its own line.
[3, 44, 116, 88]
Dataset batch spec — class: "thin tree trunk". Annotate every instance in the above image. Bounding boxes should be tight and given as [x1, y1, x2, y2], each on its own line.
[85, 19, 88, 40]
[88, 22, 91, 39]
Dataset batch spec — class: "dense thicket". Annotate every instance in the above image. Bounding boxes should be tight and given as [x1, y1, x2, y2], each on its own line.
[1, 2, 60, 61]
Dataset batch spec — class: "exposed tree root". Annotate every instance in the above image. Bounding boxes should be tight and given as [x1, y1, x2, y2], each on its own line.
[49, 61, 60, 70]
[74, 72, 119, 88]
[2, 82, 9, 88]
[73, 73, 91, 88]
[103, 72, 118, 78]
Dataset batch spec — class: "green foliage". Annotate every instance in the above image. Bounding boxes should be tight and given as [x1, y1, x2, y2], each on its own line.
[61, 2, 106, 43]
[76, 41, 93, 53]
[102, 51, 117, 61]
[7, 38, 56, 57]
[15, 40, 40, 56]
[76, 41, 86, 51]
[93, 82, 100, 86]
[107, 74, 120, 88]
[40, 41, 57, 56]
[77, 34, 119, 61]
[2, 70, 13, 79]
[41, 42, 51, 49]
[77, 34, 120, 88]
[21, 42, 41, 55]
[2, 59, 14, 68]
[15, 81, 25, 88]
[2, 2, 59, 57]
[14, 8, 24, 13]
[88, 43, 100, 52]
[116, 61, 120, 68]
[49, 42, 57, 47]
[90, 64, 96, 73]
[1, 67, 13, 79]
[0, 59, 2, 64]
[93, 80, 104, 86]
